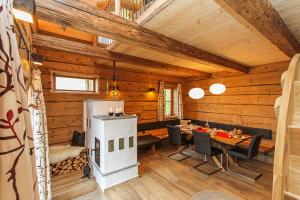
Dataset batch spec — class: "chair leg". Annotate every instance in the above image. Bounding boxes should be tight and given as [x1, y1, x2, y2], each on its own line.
[226, 154, 262, 181]
[226, 153, 229, 170]
[193, 154, 222, 175]
[167, 145, 191, 162]
[220, 154, 223, 168]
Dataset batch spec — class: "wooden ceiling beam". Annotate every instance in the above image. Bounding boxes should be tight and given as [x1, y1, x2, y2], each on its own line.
[32, 34, 211, 78]
[216, 0, 300, 58]
[35, 0, 249, 73]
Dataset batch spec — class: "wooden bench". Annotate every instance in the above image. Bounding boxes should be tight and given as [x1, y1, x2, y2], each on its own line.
[138, 128, 168, 139]
[137, 135, 160, 153]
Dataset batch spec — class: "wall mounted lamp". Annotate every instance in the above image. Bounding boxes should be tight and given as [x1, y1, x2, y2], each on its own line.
[13, 0, 35, 23]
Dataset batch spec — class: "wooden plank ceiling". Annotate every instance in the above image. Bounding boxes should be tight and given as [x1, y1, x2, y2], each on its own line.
[216, 0, 300, 58]
[270, 0, 300, 44]
[112, 0, 296, 69]
[34, 0, 300, 77]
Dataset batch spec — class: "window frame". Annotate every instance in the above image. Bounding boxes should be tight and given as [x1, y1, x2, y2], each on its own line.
[164, 85, 176, 119]
[51, 71, 99, 94]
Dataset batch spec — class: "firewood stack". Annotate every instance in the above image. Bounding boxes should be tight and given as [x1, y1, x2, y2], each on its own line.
[50, 148, 88, 176]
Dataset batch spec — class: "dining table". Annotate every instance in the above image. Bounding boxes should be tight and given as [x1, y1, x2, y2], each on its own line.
[178, 124, 253, 170]
[180, 125, 253, 146]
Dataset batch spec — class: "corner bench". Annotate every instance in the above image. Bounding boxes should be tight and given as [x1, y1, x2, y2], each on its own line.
[137, 119, 180, 152]
[137, 135, 160, 153]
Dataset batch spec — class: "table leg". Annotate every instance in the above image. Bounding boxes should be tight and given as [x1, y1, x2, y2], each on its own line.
[217, 144, 238, 170]
[150, 144, 155, 154]
[212, 156, 224, 170]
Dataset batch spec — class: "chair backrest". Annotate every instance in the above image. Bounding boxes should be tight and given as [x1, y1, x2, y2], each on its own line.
[166, 125, 182, 146]
[247, 133, 264, 159]
[180, 119, 191, 126]
[192, 130, 212, 156]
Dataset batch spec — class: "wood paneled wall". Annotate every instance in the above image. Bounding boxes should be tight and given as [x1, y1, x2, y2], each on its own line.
[182, 61, 288, 136]
[39, 46, 287, 144]
[38, 48, 183, 144]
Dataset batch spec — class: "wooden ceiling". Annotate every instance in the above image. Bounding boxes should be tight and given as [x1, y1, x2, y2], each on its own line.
[270, 0, 300, 44]
[34, 0, 300, 77]
[112, 0, 294, 68]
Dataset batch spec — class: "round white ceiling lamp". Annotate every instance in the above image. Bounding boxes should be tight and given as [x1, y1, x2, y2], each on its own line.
[209, 83, 226, 95]
[189, 88, 205, 99]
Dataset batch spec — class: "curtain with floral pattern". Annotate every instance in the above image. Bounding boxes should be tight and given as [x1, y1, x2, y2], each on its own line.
[0, 0, 38, 199]
[157, 81, 165, 121]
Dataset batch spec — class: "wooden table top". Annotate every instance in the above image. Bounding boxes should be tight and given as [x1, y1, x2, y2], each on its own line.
[180, 126, 253, 146]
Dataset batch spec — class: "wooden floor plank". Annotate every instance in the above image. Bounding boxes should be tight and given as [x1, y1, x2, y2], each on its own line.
[56, 146, 273, 200]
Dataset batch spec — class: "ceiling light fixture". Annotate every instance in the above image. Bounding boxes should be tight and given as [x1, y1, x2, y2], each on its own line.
[111, 61, 119, 96]
[13, 0, 35, 23]
[209, 83, 226, 95]
[189, 88, 205, 99]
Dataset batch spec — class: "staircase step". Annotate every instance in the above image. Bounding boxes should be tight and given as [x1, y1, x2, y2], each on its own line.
[51, 171, 81, 182]
[52, 172, 98, 200]
[293, 81, 300, 124]
[284, 191, 300, 200]
[288, 125, 300, 131]
[52, 172, 84, 189]
[288, 126, 300, 157]
[290, 155, 300, 171]
[52, 176, 89, 193]
[53, 179, 97, 200]
[289, 168, 300, 195]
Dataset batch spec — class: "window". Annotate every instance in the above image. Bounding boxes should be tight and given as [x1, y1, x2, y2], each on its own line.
[97, 36, 114, 46]
[52, 72, 98, 93]
[164, 87, 173, 117]
[164, 86, 178, 118]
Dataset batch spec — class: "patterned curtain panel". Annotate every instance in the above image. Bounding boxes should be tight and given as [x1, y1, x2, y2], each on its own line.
[0, 1, 38, 199]
[177, 83, 183, 119]
[28, 68, 51, 200]
[157, 81, 165, 121]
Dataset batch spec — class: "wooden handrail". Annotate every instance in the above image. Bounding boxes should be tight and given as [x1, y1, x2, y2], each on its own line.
[272, 54, 300, 200]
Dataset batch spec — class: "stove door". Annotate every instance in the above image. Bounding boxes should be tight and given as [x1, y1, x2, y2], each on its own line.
[95, 137, 100, 167]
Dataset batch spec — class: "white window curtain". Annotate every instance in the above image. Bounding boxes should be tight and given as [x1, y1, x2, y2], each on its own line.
[157, 81, 165, 121]
[28, 68, 52, 200]
[0, 0, 38, 199]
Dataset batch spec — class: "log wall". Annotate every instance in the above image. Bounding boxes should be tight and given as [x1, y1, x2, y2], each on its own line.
[38, 48, 183, 144]
[39, 46, 287, 144]
[182, 61, 288, 136]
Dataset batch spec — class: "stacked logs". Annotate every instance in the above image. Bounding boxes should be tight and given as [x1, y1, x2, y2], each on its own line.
[51, 148, 88, 176]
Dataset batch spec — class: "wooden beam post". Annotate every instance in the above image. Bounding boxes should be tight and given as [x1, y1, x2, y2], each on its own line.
[35, 0, 249, 73]
[32, 34, 211, 78]
[215, 0, 300, 58]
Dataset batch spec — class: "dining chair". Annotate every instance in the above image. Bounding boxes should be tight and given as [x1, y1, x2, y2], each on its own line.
[180, 119, 191, 126]
[226, 133, 264, 181]
[192, 130, 223, 175]
[166, 125, 191, 162]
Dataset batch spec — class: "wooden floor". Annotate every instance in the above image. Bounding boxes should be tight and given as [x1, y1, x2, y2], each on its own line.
[54, 146, 273, 200]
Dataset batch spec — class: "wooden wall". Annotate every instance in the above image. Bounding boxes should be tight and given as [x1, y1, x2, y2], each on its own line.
[39, 46, 288, 144]
[182, 61, 288, 136]
[38, 48, 183, 145]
